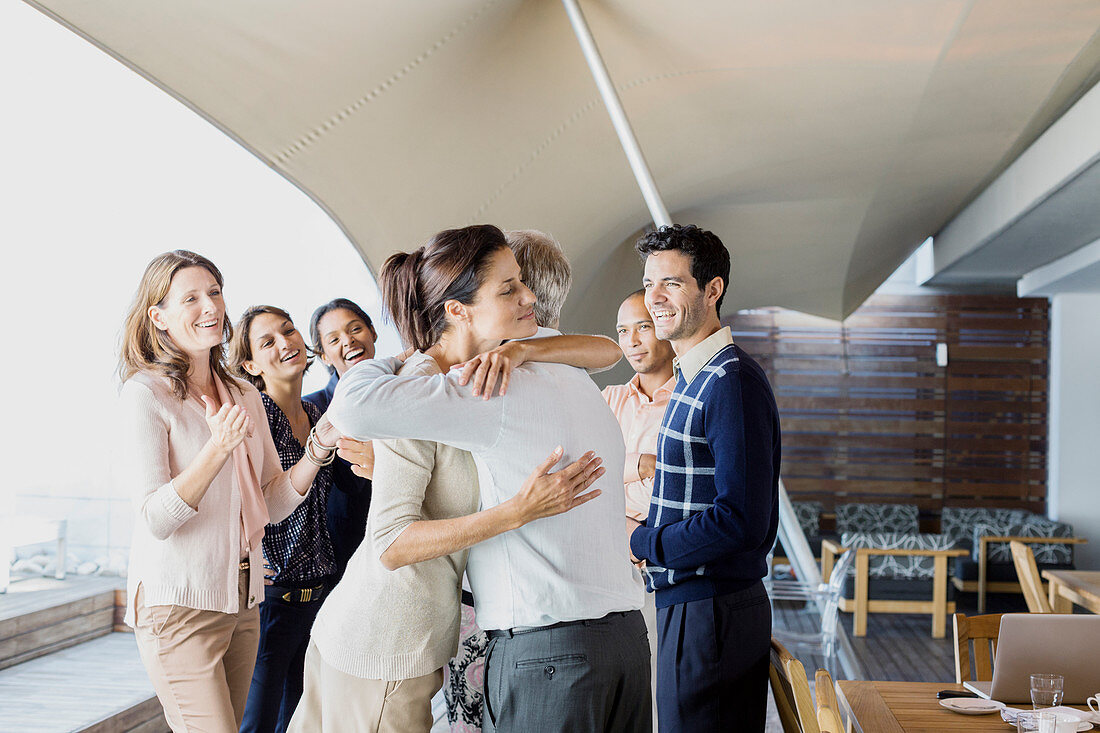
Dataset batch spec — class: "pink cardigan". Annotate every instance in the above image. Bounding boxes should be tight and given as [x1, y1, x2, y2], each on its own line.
[119, 371, 306, 626]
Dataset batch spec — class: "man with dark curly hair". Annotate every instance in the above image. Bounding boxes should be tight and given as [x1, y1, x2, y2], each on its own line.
[627, 224, 781, 732]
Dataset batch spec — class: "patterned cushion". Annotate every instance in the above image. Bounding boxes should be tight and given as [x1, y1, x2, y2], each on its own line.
[841, 532, 957, 580]
[836, 503, 919, 535]
[971, 515, 1075, 565]
[940, 507, 1027, 547]
[792, 500, 823, 538]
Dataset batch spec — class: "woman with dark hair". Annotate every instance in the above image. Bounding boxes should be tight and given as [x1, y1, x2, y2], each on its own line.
[117, 251, 338, 732]
[228, 305, 337, 733]
[289, 226, 617, 733]
[305, 298, 378, 411]
[303, 298, 378, 577]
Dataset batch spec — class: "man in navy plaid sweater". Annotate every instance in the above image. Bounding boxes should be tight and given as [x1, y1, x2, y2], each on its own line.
[627, 225, 780, 732]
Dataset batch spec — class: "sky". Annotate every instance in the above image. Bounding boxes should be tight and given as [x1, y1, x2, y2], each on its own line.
[0, 1, 402, 508]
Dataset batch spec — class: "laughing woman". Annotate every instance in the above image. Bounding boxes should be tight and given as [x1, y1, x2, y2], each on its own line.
[230, 306, 337, 733]
[304, 298, 379, 578]
[117, 251, 338, 733]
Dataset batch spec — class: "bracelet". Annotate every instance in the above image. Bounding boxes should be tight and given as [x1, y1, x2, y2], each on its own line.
[309, 428, 336, 464]
[305, 440, 335, 467]
[305, 426, 336, 467]
[303, 444, 330, 467]
[309, 425, 337, 452]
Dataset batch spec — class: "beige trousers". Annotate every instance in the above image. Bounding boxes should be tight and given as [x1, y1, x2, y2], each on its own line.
[133, 570, 261, 733]
[288, 640, 443, 733]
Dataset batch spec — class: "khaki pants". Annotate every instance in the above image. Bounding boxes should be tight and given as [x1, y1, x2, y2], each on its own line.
[133, 570, 261, 733]
[288, 640, 443, 733]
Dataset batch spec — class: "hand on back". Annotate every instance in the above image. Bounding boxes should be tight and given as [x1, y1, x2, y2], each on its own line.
[337, 437, 375, 480]
[455, 341, 530, 399]
[512, 447, 605, 526]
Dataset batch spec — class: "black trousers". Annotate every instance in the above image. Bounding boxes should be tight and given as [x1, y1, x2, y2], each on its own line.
[239, 586, 325, 733]
[656, 582, 771, 733]
[483, 610, 651, 733]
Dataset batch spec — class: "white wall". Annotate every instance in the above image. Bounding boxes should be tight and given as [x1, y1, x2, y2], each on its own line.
[1, 1, 401, 577]
[1048, 293, 1100, 570]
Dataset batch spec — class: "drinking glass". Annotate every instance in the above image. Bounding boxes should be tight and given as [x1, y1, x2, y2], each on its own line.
[1016, 710, 1058, 733]
[1031, 673, 1064, 709]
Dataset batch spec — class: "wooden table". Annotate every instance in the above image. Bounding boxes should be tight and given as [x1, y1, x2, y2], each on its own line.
[1042, 570, 1100, 614]
[836, 680, 1093, 733]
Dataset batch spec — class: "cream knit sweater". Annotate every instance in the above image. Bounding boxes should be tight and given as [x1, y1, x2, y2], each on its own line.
[119, 371, 307, 626]
[310, 352, 480, 680]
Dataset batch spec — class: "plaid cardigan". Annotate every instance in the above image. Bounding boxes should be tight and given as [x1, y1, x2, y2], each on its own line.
[629, 342, 781, 608]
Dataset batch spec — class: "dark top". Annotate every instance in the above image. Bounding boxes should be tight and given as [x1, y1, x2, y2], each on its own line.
[259, 393, 337, 586]
[305, 372, 373, 578]
[629, 343, 781, 608]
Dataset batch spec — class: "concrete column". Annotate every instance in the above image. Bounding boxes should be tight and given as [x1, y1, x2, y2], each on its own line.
[1048, 293, 1100, 569]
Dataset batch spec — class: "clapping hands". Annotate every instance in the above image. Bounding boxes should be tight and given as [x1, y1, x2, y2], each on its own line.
[201, 396, 253, 453]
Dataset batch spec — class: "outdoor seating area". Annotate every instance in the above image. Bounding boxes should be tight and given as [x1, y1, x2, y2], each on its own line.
[770, 585, 1100, 732]
[943, 507, 1085, 614]
[768, 489, 1100, 732]
[791, 500, 1089, 638]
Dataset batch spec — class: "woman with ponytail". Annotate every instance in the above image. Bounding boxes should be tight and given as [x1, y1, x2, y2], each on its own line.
[290, 226, 617, 732]
[117, 251, 339, 732]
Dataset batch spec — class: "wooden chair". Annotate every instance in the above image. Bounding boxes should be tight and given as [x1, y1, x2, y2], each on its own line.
[953, 612, 1004, 683]
[769, 638, 805, 733]
[1010, 540, 1053, 613]
[975, 534, 1085, 613]
[784, 655, 821, 733]
[814, 668, 845, 733]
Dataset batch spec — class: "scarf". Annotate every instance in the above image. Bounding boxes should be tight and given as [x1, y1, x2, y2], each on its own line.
[214, 377, 270, 558]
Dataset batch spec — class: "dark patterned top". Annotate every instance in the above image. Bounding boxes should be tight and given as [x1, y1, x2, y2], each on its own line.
[259, 393, 337, 585]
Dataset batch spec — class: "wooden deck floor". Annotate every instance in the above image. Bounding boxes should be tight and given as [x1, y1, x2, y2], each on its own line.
[0, 632, 163, 732]
[773, 600, 955, 682]
[0, 575, 123, 621]
[772, 589, 1031, 684]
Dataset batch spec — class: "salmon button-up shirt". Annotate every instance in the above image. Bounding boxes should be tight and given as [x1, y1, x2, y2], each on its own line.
[602, 374, 677, 521]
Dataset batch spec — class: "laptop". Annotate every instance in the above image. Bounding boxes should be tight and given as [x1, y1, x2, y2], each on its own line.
[963, 614, 1100, 703]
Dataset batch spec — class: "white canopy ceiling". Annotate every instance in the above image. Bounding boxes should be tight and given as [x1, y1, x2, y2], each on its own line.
[25, 0, 1100, 331]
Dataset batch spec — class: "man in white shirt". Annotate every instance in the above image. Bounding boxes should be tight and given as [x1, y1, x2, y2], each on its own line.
[327, 231, 649, 732]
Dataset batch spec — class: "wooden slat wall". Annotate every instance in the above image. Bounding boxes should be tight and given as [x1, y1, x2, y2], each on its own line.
[725, 294, 1049, 516]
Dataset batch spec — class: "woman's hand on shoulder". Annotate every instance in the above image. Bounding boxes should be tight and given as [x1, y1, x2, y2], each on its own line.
[508, 447, 604, 527]
[455, 341, 529, 399]
[201, 396, 253, 454]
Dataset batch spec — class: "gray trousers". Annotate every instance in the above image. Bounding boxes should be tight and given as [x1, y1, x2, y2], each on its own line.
[483, 610, 651, 733]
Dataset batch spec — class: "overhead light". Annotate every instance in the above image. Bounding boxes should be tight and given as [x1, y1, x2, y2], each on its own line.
[936, 342, 948, 367]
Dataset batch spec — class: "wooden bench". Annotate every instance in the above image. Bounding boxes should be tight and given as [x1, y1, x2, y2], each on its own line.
[1, 517, 67, 594]
[822, 539, 967, 638]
